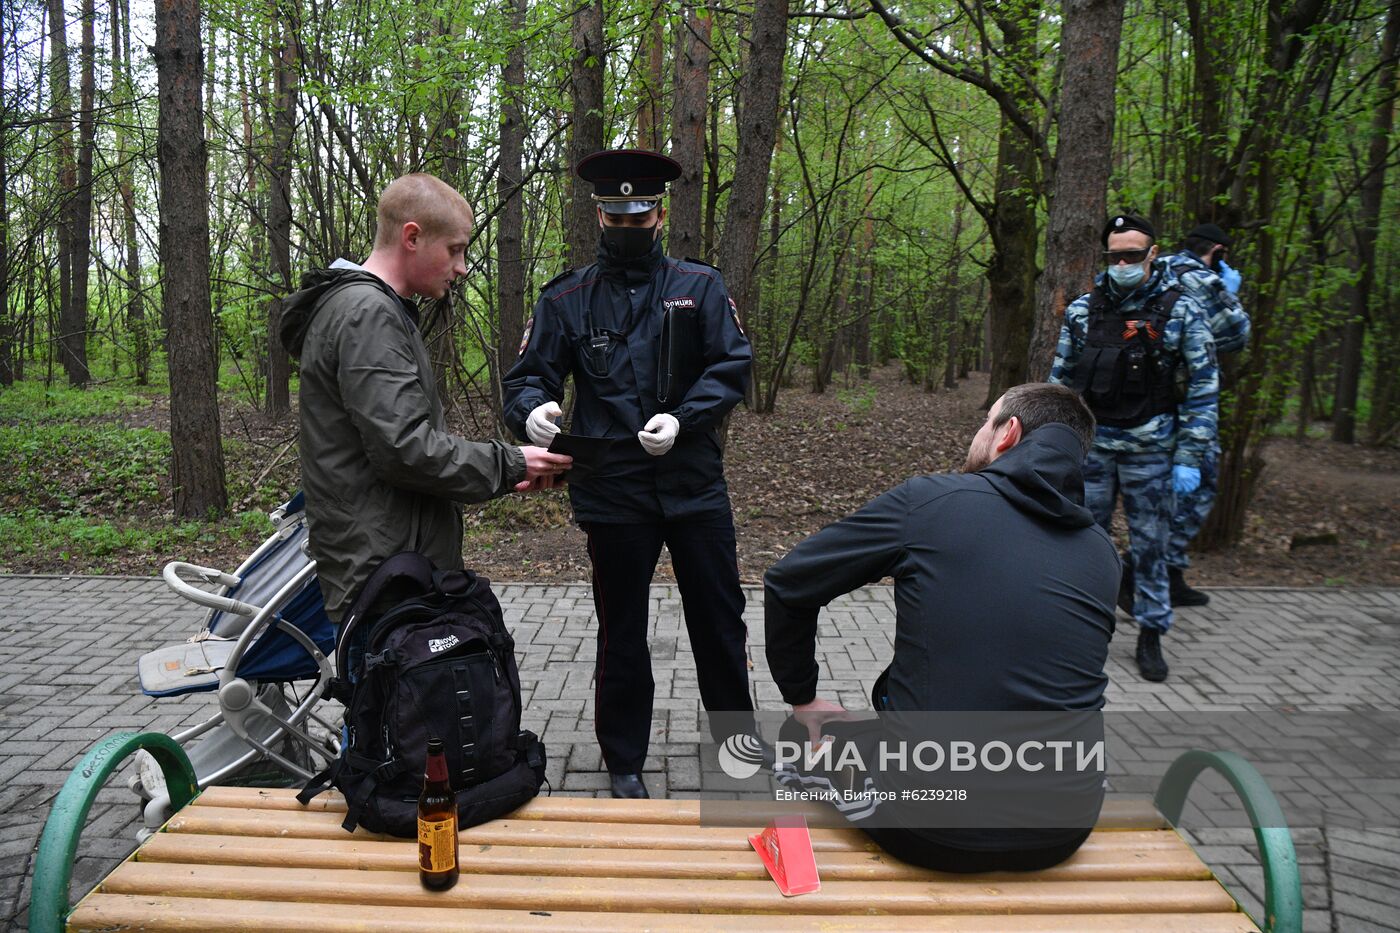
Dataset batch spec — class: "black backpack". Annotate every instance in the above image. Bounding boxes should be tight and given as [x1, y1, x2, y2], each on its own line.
[297, 552, 547, 836]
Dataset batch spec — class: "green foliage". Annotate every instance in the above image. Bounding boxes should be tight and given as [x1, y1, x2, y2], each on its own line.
[0, 424, 170, 514]
[0, 380, 155, 424]
[0, 509, 272, 574]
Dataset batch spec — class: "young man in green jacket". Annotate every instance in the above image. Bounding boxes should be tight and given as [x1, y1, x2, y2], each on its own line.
[280, 173, 571, 621]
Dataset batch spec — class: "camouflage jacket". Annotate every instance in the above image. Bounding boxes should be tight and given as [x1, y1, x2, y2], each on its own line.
[1164, 250, 1251, 354]
[1048, 260, 1219, 466]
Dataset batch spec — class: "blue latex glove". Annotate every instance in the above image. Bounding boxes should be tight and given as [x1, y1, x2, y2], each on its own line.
[1218, 260, 1242, 294]
[1172, 464, 1201, 497]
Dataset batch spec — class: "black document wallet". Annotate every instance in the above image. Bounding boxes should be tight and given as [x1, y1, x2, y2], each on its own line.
[547, 433, 636, 482]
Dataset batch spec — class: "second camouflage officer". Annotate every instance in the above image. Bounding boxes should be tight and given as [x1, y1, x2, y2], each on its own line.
[1049, 214, 1219, 684]
[502, 149, 755, 799]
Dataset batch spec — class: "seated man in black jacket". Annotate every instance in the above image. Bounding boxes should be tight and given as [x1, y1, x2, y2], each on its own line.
[763, 382, 1119, 872]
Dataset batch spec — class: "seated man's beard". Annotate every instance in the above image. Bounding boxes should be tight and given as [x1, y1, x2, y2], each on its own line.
[961, 447, 991, 473]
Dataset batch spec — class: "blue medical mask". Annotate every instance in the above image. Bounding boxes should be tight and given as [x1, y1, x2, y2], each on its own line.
[1107, 261, 1147, 290]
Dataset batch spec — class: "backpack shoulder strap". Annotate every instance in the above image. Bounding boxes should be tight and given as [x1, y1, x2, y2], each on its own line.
[335, 551, 437, 677]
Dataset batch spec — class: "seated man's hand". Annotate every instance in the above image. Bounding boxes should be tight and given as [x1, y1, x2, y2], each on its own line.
[792, 697, 854, 746]
[526, 402, 563, 447]
[516, 447, 572, 492]
[638, 413, 680, 456]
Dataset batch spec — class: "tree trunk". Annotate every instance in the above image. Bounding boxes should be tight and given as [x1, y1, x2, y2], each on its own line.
[940, 198, 967, 391]
[268, 0, 302, 414]
[1183, 0, 1228, 222]
[0, 13, 10, 387]
[155, 0, 228, 518]
[984, 110, 1038, 406]
[566, 0, 604, 269]
[668, 0, 711, 260]
[1333, 0, 1399, 444]
[637, 12, 665, 149]
[47, 0, 78, 385]
[65, 0, 95, 386]
[265, 0, 297, 417]
[494, 0, 527, 428]
[1029, 0, 1124, 381]
[716, 0, 788, 352]
[113, 0, 147, 385]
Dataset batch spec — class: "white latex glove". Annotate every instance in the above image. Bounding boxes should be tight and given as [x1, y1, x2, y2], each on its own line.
[526, 402, 563, 447]
[638, 413, 680, 456]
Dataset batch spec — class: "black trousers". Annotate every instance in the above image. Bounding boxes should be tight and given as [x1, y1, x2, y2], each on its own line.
[582, 514, 754, 774]
[794, 666, 1093, 874]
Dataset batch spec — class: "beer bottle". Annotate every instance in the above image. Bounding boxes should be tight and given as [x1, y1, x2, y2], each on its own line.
[418, 737, 459, 890]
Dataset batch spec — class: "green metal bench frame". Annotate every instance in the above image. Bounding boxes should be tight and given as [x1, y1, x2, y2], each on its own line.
[30, 737, 1302, 933]
[29, 732, 198, 933]
[1155, 748, 1303, 933]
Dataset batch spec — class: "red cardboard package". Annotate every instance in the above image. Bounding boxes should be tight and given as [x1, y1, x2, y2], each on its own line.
[749, 817, 821, 896]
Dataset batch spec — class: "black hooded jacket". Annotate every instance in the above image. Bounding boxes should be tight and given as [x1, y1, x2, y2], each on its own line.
[764, 423, 1118, 712]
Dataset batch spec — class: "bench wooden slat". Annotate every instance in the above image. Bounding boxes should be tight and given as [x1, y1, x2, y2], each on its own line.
[167, 806, 883, 851]
[69, 894, 1261, 932]
[98, 862, 1240, 915]
[193, 786, 1169, 830]
[135, 830, 1213, 882]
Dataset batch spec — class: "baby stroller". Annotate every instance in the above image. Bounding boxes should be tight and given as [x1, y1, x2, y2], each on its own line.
[128, 493, 341, 831]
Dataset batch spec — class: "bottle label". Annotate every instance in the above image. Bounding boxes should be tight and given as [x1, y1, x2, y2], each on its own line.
[418, 817, 457, 873]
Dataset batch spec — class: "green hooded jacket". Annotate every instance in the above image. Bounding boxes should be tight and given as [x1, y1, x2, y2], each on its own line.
[280, 263, 525, 619]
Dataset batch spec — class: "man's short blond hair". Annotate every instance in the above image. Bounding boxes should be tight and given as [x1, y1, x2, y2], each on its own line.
[374, 173, 474, 249]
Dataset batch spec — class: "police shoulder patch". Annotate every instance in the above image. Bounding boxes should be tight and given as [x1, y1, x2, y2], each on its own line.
[728, 296, 744, 335]
[517, 317, 535, 356]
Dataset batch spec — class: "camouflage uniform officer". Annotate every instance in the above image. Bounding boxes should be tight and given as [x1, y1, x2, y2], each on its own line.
[1049, 214, 1218, 682]
[1159, 222, 1250, 606]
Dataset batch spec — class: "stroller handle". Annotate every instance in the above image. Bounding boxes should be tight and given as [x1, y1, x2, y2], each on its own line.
[162, 562, 258, 616]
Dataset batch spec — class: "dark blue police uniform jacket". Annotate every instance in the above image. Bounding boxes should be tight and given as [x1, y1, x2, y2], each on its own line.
[502, 240, 752, 524]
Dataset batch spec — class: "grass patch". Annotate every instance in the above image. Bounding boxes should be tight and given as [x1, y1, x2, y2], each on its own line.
[0, 509, 273, 574]
[0, 379, 155, 424]
[0, 424, 171, 514]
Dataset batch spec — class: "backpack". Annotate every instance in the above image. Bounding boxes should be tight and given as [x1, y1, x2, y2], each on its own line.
[297, 552, 547, 836]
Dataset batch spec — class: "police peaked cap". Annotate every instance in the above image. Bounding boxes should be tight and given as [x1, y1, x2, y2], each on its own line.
[1186, 222, 1232, 247]
[577, 149, 682, 214]
[1102, 213, 1156, 246]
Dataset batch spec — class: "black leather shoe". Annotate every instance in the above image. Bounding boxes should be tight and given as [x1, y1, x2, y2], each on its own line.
[610, 773, 650, 799]
[1135, 627, 1169, 682]
[1169, 567, 1210, 607]
[1117, 556, 1135, 615]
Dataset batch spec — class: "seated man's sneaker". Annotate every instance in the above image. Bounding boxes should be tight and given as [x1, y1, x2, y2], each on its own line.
[1117, 556, 1135, 615]
[1135, 627, 1169, 682]
[1169, 567, 1210, 607]
[610, 772, 650, 799]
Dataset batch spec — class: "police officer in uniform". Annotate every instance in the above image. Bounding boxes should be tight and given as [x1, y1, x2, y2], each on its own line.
[1049, 214, 1218, 683]
[502, 149, 754, 798]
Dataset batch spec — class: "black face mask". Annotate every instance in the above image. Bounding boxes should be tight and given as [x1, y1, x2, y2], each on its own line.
[600, 223, 657, 262]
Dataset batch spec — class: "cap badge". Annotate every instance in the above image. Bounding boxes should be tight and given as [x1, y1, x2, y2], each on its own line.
[620, 181, 633, 195]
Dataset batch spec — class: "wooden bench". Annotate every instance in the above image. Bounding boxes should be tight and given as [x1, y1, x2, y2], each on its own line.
[32, 734, 1301, 932]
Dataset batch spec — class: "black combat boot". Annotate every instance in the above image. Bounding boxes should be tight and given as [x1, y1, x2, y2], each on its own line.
[1135, 627, 1169, 682]
[1117, 556, 1135, 615]
[1169, 567, 1210, 607]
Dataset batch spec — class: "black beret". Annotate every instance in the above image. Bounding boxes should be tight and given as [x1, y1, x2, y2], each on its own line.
[576, 149, 682, 213]
[1102, 213, 1156, 246]
[1186, 222, 1231, 247]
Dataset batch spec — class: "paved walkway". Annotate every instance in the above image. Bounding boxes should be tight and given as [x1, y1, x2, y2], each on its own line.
[1, 576, 1397, 931]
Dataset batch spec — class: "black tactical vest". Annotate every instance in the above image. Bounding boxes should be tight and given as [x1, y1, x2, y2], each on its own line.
[1071, 286, 1181, 428]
